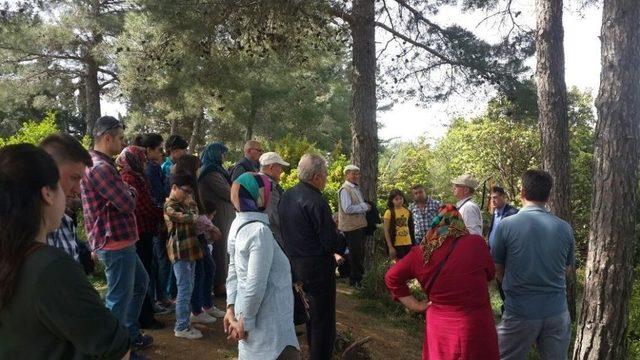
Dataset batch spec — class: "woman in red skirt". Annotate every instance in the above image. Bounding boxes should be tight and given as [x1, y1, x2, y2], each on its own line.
[385, 204, 499, 360]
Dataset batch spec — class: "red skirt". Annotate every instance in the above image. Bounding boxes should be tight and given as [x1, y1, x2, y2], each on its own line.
[423, 305, 499, 360]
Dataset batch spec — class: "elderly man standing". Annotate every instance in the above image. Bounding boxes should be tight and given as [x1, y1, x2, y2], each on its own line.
[230, 140, 263, 181]
[259, 151, 290, 245]
[451, 174, 483, 235]
[279, 154, 340, 360]
[337, 165, 370, 288]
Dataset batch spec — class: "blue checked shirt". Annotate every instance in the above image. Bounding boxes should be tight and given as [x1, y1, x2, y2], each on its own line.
[409, 198, 441, 243]
[46, 214, 80, 262]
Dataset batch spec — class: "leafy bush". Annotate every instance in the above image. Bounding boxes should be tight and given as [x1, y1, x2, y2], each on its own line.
[0, 111, 58, 146]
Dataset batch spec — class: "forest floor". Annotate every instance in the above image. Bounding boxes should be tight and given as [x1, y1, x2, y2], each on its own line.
[138, 281, 424, 359]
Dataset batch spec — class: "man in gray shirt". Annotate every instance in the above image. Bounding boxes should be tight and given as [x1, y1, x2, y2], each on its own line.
[491, 169, 574, 360]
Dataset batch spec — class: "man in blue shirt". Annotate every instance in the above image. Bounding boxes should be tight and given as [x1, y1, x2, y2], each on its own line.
[491, 170, 574, 359]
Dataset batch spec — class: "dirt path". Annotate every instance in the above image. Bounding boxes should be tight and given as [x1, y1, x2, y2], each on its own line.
[139, 283, 423, 359]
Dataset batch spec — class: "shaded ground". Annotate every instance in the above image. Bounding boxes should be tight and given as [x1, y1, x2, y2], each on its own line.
[139, 282, 424, 359]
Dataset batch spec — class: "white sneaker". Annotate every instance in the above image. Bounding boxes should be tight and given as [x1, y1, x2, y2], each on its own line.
[174, 326, 202, 339]
[190, 311, 217, 324]
[205, 305, 226, 318]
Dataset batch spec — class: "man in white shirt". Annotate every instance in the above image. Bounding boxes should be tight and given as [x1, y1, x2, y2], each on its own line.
[451, 174, 483, 235]
[338, 165, 371, 287]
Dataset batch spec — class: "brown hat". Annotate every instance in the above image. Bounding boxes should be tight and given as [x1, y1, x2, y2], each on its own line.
[451, 174, 478, 190]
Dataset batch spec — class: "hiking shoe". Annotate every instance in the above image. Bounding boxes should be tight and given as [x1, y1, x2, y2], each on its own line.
[190, 311, 217, 324]
[153, 302, 171, 315]
[133, 333, 154, 350]
[175, 326, 203, 339]
[205, 305, 226, 318]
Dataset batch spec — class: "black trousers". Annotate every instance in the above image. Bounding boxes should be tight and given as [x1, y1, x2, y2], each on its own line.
[136, 232, 156, 327]
[344, 228, 365, 285]
[291, 256, 336, 360]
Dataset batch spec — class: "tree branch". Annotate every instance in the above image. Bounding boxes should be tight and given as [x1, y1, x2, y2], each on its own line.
[326, 3, 354, 24]
[0, 44, 85, 62]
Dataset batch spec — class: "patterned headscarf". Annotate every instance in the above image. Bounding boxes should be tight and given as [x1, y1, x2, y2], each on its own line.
[116, 146, 147, 180]
[230, 172, 272, 212]
[199, 142, 230, 183]
[420, 204, 468, 264]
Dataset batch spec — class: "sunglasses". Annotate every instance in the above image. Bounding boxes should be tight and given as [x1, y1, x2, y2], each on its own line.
[96, 121, 125, 137]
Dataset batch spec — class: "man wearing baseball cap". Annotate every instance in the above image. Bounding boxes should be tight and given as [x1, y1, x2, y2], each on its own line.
[338, 165, 371, 288]
[451, 174, 483, 235]
[259, 152, 290, 245]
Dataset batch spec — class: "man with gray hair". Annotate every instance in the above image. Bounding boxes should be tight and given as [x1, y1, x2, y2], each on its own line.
[230, 140, 262, 181]
[279, 153, 340, 360]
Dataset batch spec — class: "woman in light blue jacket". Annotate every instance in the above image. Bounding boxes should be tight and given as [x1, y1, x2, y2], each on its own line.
[224, 172, 300, 360]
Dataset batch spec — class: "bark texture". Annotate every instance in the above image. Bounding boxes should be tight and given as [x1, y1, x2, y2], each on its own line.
[349, 0, 378, 266]
[573, 0, 640, 358]
[85, 56, 101, 137]
[349, 0, 378, 203]
[535, 0, 576, 321]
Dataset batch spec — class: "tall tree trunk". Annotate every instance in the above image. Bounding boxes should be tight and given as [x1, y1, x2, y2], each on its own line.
[170, 118, 179, 135]
[77, 76, 87, 136]
[573, 0, 640, 358]
[350, 0, 377, 266]
[189, 110, 204, 154]
[349, 0, 377, 202]
[535, 0, 576, 322]
[85, 56, 101, 137]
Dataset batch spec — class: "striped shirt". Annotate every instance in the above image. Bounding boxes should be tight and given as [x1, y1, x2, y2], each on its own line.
[46, 214, 79, 262]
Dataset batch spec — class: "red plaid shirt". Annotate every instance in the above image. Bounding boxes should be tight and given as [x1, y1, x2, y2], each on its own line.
[121, 171, 163, 235]
[81, 150, 138, 251]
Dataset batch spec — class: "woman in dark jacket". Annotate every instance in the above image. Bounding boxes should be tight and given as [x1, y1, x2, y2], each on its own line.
[0, 144, 131, 359]
[198, 142, 236, 295]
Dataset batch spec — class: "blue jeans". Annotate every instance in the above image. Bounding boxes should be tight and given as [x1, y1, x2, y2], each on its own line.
[173, 260, 196, 331]
[152, 236, 171, 302]
[97, 245, 149, 338]
[497, 310, 571, 360]
[191, 242, 216, 314]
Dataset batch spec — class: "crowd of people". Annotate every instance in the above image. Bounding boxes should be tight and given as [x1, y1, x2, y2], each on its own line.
[0, 114, 575, 360]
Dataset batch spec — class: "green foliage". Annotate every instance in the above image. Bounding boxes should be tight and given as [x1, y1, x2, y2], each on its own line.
[277, 137, 349, 213]
[0, 111, 58, 147]
[378, 88, 596, 262]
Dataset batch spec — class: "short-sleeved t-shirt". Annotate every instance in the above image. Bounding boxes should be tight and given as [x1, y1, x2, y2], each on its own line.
[384, 207, 412, 246]
[491, 205, 575, 319]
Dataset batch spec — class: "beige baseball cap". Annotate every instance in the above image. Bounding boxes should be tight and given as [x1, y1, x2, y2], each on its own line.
[451, 174, 478, 190]
[259, 152, 290, 167]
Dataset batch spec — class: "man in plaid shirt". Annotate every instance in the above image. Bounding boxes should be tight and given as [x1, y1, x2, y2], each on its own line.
[40, 133, 93, 263]
[408, 184, 441, 243]
[80, 116, 153, 352]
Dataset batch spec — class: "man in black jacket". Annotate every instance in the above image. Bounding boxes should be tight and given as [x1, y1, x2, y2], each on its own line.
[279, 153, 339, 360]
[487, 185, 518, 313]
[230, 140, 262, 181]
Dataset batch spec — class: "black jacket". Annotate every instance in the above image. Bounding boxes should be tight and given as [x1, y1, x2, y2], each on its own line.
[279, 182, 339, 258]
[364, 200, 382, 236]
[487, 203, 519, 236]
[230, 156, 259, 182]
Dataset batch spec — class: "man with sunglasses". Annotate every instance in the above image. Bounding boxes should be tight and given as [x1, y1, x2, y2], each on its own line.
[230, 140, 262, 181]
[81, 116, 153, 356]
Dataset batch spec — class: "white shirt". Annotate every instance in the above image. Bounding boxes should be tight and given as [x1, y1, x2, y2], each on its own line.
[339, 181, 368, 214]
[456, 197, 483, 235]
